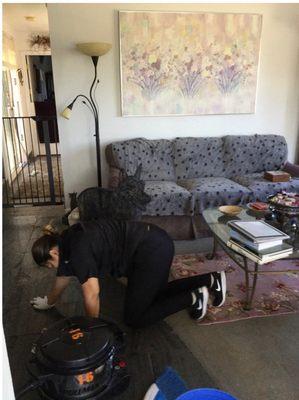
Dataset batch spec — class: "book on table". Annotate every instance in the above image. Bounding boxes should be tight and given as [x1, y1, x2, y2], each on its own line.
[230, 230, 284, 251]
[227, 220, 293, 264]
[227, 239, 293, 265]
[227, 220, 290, 243]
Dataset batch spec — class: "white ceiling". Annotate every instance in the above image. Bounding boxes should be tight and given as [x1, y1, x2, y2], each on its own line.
[3, 3, 49, 33]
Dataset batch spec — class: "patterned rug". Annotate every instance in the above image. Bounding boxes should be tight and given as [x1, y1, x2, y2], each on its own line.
[170, 252, 299, 325]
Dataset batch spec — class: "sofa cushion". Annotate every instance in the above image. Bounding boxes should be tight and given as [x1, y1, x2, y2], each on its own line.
[178, 177, 252, 214]
[174, 137, 225, 180]
[107, 138, 175, 181]
[233, 173, 299, 202]
[223, 134, 288, 178]
[144, 181, 193, 216]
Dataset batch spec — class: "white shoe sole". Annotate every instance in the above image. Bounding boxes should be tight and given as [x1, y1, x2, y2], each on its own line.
[215, 271, 226, 307]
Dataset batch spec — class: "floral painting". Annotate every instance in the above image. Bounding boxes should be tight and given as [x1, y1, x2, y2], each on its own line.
[119, 11, 262, 116]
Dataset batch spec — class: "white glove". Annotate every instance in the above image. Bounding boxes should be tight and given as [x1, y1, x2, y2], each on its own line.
[30, 296, 55, 310]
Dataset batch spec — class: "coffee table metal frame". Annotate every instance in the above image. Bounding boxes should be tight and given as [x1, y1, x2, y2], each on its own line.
[202, 208, 299, 310]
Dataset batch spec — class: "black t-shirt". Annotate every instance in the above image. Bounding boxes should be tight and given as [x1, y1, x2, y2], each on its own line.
[56, 219, 150, 284]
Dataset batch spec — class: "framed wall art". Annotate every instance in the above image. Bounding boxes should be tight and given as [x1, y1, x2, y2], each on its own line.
[119, 11, 262, 116]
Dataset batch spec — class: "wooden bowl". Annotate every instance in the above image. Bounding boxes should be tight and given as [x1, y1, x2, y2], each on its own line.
[218, 205, 243, 216]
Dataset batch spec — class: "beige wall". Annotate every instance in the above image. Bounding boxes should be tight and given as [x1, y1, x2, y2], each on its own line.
[47, 3, 299, 205]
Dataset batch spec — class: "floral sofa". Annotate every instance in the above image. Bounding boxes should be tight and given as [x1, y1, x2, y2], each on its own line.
[105, 134, 299, 239]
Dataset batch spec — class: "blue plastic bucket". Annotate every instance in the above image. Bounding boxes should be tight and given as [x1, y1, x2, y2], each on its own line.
[176, 388, 238, 400]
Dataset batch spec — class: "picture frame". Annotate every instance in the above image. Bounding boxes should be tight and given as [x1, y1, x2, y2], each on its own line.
[119, 11, 262, 117]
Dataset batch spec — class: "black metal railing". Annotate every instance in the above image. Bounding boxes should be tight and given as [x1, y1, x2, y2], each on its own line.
[2, 116, 64, 207]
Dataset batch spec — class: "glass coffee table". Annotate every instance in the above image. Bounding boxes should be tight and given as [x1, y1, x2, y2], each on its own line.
[202, 208, 299, 310]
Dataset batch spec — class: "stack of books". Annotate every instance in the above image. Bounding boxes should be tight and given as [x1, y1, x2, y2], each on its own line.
[227, 220, 293, 264]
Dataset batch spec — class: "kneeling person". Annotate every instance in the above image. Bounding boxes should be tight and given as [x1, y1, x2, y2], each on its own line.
[31, 220, 226, 327]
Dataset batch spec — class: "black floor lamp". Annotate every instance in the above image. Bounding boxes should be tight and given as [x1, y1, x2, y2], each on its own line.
[61, 42, 112, 187]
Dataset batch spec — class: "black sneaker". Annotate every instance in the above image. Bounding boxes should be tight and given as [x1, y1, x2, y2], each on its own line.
[210, 271, 226, 307]
[190, 286, 209, 321]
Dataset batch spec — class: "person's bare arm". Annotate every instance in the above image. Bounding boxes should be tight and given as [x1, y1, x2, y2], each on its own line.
[48, 276, 72, 305]
[81, 278, 100, 318]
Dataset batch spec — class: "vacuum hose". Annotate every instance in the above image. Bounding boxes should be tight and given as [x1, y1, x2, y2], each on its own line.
[16, 379, 44, 399]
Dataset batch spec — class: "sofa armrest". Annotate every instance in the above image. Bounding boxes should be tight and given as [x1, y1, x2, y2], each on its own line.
[283, 161, 299, 178]
[105, 143, 125, 188]
[108, 166, 123, 189]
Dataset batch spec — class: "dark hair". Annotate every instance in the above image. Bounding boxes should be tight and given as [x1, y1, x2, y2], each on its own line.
[31, 225, 60, 266]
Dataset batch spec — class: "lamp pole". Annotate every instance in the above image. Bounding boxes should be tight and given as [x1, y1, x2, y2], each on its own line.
[61, 43, 112, 188]
[90, 56, 101, 187]
[62, 58, 102, 187]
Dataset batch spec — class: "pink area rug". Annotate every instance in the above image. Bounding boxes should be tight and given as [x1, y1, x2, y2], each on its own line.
[170, 252, 299, 325]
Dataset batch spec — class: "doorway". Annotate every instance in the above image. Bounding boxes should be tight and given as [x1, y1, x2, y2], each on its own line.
[2, 53, 64, 206]
[26, 55, 59, 148]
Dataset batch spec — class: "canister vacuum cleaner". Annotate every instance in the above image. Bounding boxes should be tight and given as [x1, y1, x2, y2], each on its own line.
[16, 316, 130, 399]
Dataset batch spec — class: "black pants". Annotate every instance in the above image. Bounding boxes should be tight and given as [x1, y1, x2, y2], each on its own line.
[124, 225, 211, 328]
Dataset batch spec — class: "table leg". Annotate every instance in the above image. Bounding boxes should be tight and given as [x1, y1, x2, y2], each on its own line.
[243, 261, 259, 311]
[243, 256, 250, 309]
[206, 235, 217, 260]
[247, 263, 259, 310]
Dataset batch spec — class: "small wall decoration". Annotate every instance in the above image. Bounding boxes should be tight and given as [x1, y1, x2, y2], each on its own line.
[29, 34, 51, 51]
[119, 11, 262, 116]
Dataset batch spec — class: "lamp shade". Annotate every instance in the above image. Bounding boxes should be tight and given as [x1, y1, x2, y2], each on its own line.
[61, 107, 72, 119]
[76, 42, 112, 57]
